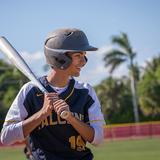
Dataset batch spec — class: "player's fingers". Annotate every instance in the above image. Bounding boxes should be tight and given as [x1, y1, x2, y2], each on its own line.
[53, 103, 68, 112]
[53, 100, 69, 111]
[54, 102, 67, 110]
[45, 93, 59, 100]
[45, 95, 59, 105]
[56, 105, 69, 115]
[53, 99, 65, 106]
[45, 92, 58, 96]
[44, 93, 57, 98]
[46, 97, 58, 101]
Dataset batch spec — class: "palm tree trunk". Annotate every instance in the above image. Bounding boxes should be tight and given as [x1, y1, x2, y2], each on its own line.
[130, 72, 139, 123]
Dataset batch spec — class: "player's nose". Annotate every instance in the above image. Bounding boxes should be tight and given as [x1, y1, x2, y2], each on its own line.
[81, 56, 87, 67]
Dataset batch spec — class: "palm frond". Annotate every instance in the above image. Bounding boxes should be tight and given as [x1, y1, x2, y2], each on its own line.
[130, 52, 136, 60]
[103, 49, 127, 62]
[104, 57, 126, 73]
[111, 32, 133, 55]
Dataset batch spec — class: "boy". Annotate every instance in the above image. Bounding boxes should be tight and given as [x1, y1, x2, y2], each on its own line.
[1, 28, 105, 160]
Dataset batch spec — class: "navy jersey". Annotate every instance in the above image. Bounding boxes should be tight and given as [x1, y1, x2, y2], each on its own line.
[1, 76, 105, 160]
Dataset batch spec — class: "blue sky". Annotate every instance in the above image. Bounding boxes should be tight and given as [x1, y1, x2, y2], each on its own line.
[0, 0, 160, 85]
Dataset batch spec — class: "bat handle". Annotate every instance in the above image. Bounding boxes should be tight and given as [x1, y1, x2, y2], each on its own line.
[43, 90, 70, 119]
[60, 110, 70, 119]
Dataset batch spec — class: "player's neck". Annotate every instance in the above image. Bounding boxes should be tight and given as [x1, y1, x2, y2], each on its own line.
[47, 69, 69, 88]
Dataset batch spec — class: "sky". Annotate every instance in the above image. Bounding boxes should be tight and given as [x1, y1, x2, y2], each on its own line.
[0, 0, 160, 85]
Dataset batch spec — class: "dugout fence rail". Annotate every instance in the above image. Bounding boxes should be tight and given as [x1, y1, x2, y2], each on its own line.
[104, 121, 160, 140]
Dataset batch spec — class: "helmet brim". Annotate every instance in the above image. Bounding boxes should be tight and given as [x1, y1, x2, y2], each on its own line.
[82, 45, 98, 51]
[44, 45, 98, 54]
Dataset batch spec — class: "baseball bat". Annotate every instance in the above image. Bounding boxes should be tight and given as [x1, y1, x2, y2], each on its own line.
[0, 36, 69, 119]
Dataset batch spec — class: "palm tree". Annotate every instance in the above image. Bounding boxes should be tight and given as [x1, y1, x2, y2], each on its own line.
[103, 32, 139, 122]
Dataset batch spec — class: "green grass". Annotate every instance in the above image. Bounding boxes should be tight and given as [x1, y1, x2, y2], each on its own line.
[0, 138, 160, 160]
[90, 138, 160, 160]
[0, 146, 26, 160]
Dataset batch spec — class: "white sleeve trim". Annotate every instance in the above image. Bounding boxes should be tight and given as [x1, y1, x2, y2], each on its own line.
[1, 121, 24, 145]
[91, 124, 104, 146]
[0, 82, 33, 145]
[88, 85, 105, 146]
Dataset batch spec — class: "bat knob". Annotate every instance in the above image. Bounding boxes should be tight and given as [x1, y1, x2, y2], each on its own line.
[60, 111, 70, 119]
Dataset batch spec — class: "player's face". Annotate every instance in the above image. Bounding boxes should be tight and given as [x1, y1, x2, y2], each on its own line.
[67, 52, 87, 77]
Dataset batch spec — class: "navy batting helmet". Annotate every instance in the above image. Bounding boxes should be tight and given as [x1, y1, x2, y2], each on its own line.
[44, 28, 97, 70]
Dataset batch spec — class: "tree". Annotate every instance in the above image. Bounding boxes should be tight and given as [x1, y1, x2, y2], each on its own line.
[138, 55, 160, 118]
[0, 59, 29, 129]
[95, 77, 134, 124]
[103, 32, 139, 122]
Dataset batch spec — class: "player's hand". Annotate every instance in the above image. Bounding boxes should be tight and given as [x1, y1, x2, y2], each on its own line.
[41, 93, 59, 116]
[53, 99, 71, 118]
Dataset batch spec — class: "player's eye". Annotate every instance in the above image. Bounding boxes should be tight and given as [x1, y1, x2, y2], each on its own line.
[73, 54, 81, 58]
[75, 54, 81, 57]
[72, 52, 86, 59]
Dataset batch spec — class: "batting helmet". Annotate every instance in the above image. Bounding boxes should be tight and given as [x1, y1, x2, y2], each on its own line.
[44, 28, 98, 70]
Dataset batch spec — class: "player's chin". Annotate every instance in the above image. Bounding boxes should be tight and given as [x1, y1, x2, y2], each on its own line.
[72, 72, 80, 77]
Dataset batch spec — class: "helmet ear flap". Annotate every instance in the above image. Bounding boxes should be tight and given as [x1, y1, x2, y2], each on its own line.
[44, 47, 72, 70]
[58, 53, 72, 70]
[55, 54, 72, 70]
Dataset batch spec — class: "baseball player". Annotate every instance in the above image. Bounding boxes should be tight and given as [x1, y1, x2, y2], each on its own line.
[1, 28, 105, 160]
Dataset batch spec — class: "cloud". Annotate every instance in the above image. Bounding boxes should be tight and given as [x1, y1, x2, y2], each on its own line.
[140, 57, 152, 69]
[97, 45, 113, 56]
[20, 51, 46, 76]
[77, 63, 128, 86]
[21, 51, 44, 63]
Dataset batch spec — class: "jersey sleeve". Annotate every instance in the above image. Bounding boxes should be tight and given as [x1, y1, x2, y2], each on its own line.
[87, 85, 105, 146]
[0, 82, 32, 145]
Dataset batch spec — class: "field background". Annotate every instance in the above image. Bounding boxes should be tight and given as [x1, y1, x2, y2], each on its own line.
[0, 138, 160, 160]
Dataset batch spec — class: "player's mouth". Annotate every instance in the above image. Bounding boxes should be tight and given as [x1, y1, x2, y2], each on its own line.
[76, 67, 82, 71]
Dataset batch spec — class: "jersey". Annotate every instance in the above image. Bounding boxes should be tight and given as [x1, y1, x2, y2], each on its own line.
[1, 76, 105, 160]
